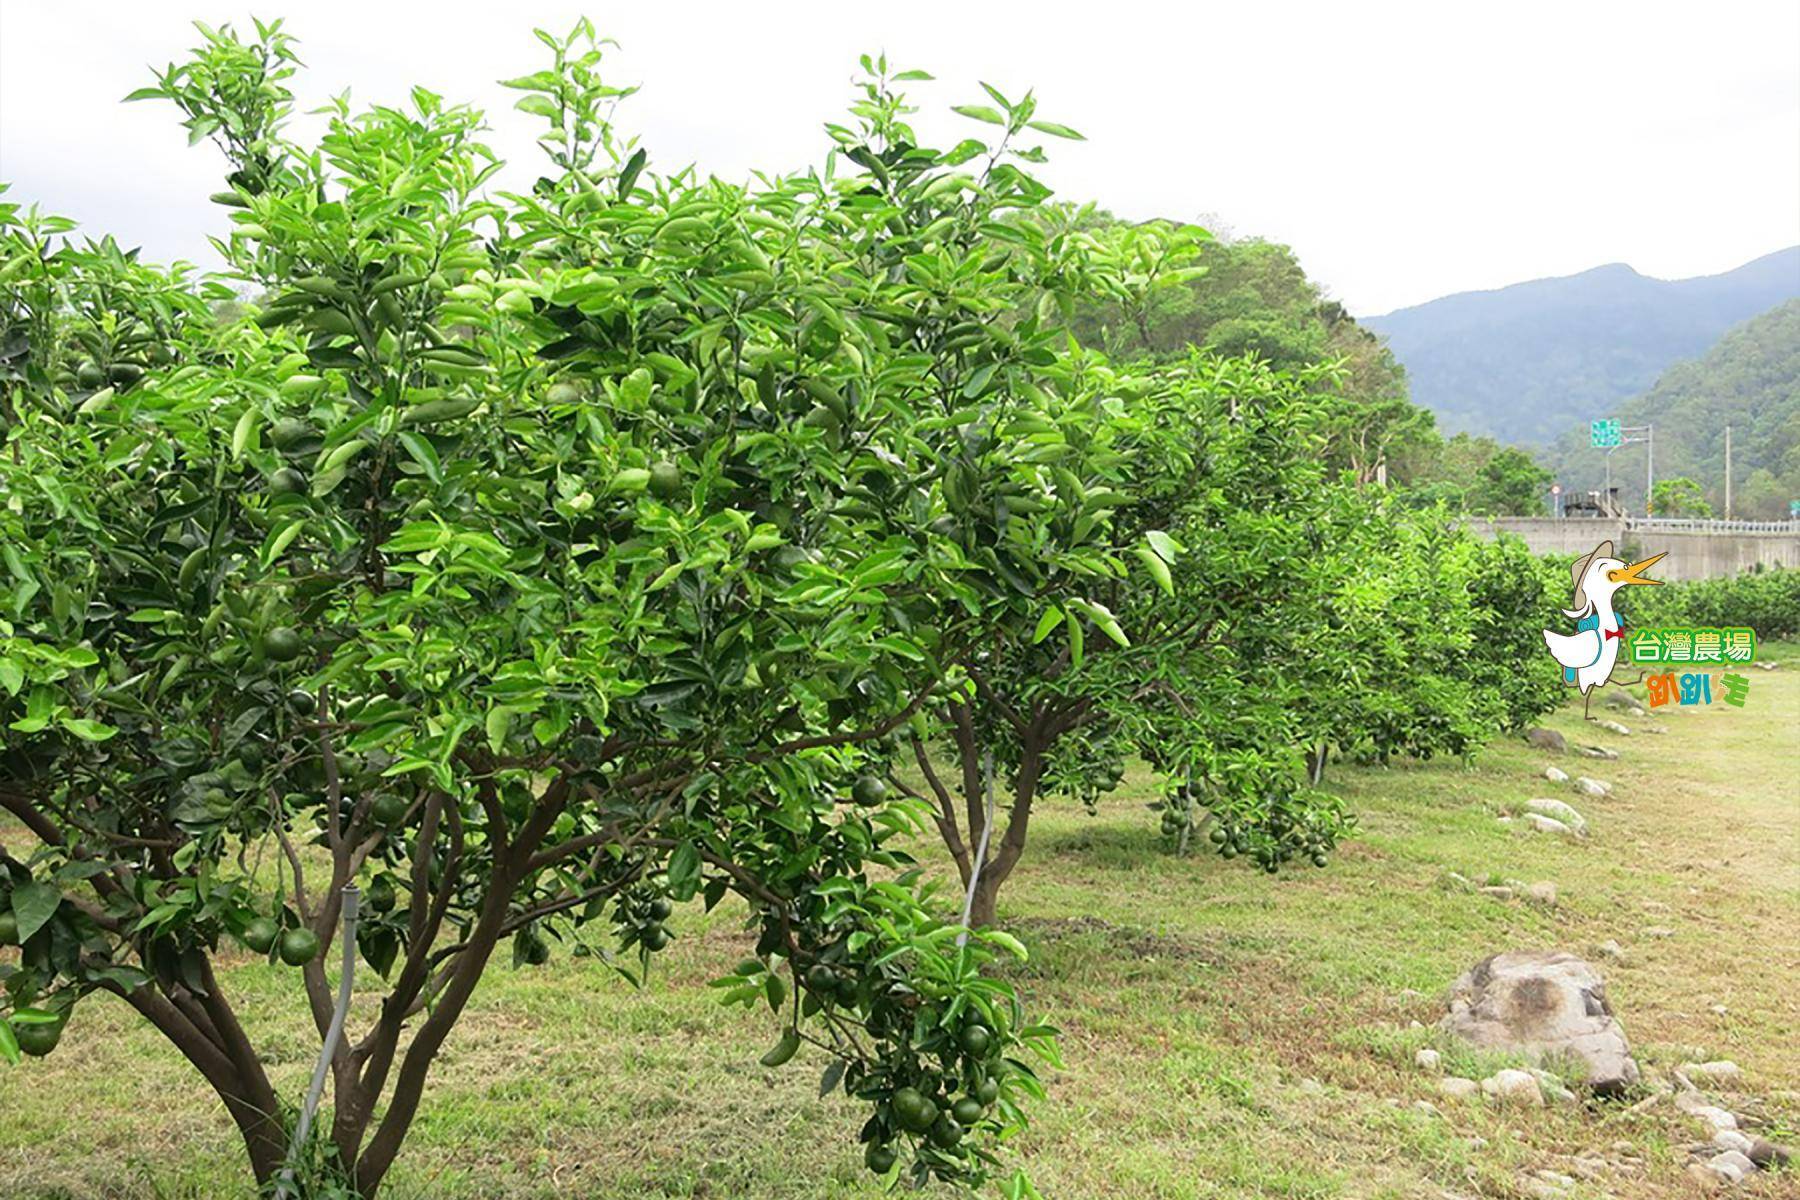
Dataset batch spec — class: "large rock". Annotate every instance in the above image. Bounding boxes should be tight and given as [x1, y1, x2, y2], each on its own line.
[1439, 951, 1640, 1094]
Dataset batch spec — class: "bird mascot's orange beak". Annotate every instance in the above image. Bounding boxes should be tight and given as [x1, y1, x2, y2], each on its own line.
[1608, 552, 1665, 586]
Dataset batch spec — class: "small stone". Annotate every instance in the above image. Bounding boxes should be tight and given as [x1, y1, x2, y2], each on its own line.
[1525, 881, 1558, 906]
[1525, 797, 1587, 833]
[1597, 719, 1631, 735]
[1689, 1104, 1739, 1133]
[1479, 885, 1515, 901]
[1704, 1150, 1756, 1182]
[1297, 1077, 1326, 1097]
[1544, 766, 1570, 783]
[1442, 871, 1475, 891]
[1712, 1129, 1754, 1154]
[1521, 1170, 1576, 1198]
[1438, 1076, 1480, 1101]
[1521, 813, 1573, 835]
[1578, 744, 1620, 760]
[1526, 727, 1568, 753]
[1593, 939, 1626, 960]
[1753, 660, 1777, 671]
[1643, 925, 1675, 938]
[1574, 776, 1611, 798]
[1642, 900, 1670, 912]
[1528, 1069, 1578, 1105]
[1482, 1068, 1544, 1106]
[1683, 1060, 1743, 1086]
[1747, 1139, 1792, 1169]
[1710, 1004, 1728, 1016]
[1416, 1048, 1442, 1073]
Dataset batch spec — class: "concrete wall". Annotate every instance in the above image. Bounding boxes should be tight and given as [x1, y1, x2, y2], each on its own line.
[1466, 518, 1800, 582]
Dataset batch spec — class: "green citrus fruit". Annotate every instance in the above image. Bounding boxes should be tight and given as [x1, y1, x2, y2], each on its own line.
[278, 927, 321, 966]
[647, 897, 673, 922]
[14, 1019, 63, 1057]
[974, 1076, 1000, 1106]
[641, 924, 672, 951]
[108, 362, 145, 387]
[958, 1024, 992, 1056]
[287, 688, 317, 717]
[928, 1116, 964, 1149]
[76, 362, 108, 389]
[546, 381, 584, 406]
[648, 461, 682, 500]
[892, 1087, 936, 1133]
[1311, 852, 1329, 868]
[952, 1097, 983, 1125]
[805, 964, 836, 993]
[261, 626, 303, 663]
[864, 1143, 896, 1173]
[241, 917, 280, 955]
[0, 912, 18, 944]
[269, 467, 308, 496]
[369, 793, 408, 826]
[270, 417, 313, 450]
[850, 775, 887, 807]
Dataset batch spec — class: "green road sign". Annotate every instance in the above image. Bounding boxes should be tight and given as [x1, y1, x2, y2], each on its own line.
[1590, 418, 1622, 448]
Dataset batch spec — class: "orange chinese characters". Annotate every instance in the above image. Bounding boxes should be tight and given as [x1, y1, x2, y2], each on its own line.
[1644, 672, 1679, 708]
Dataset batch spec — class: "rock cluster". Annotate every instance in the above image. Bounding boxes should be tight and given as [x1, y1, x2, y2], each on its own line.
[1672, 1068, 1793, 1186]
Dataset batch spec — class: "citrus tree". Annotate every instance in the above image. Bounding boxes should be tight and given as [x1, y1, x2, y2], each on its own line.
[0, 19, 1125, 1194]
[890, 345, 1365, 925]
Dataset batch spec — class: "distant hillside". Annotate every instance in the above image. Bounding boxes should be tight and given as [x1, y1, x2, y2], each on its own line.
[1537, 300, 1800, 519]
[1366, 247, 1800, 444]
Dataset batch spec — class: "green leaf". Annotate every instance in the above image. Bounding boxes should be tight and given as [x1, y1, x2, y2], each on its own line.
[978, 929, 1029, 962]
[231, 407, 260, 460]
[1133, 545, 1174, 596]
[1025, 119, 1085, 141]
[1031, 607, 1064, 644]
[951, 105, 1005, 126]
[60, 717, 118, 742]
[0, 1019, 17, 1066]
[484, 706, 513, 754]
[397, 431, 442, 484]
[667, 841, 701, 901]
[617, 147, 647, 199]
[10, 881, 61, 943]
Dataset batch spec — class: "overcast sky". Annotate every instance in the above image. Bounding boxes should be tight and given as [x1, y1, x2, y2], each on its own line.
[3, 1, 1797, 316]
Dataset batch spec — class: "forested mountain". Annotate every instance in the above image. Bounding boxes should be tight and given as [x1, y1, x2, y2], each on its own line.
[1366, 247, 1800, 444]
[1536, 300, 1800, 519]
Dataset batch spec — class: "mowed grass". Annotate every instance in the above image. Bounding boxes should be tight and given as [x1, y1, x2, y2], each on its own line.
[2, 652, 1796, 1199]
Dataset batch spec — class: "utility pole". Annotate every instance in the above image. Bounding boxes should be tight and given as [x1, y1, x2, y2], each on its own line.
[1725, 424, 1732, 519]
[1646, 423, 1654, 517]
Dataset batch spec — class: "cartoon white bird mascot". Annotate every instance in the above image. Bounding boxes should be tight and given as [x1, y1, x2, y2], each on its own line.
[1542, 540, 1664, 719]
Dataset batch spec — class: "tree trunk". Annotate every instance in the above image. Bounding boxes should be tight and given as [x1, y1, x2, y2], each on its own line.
[967, 869, 1004, 928]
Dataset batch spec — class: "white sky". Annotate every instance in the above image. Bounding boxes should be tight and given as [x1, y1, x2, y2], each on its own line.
[2, 0, 1797, 316]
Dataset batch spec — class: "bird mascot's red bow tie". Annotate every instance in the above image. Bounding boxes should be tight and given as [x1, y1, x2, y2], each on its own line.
[1604, 627, 1623, 641]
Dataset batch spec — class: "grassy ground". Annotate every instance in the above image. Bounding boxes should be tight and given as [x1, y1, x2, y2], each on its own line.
[2, 653, 1795, 1199]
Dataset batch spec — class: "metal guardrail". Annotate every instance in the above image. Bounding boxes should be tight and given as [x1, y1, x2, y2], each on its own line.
[1624, 518, 1800, 534]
